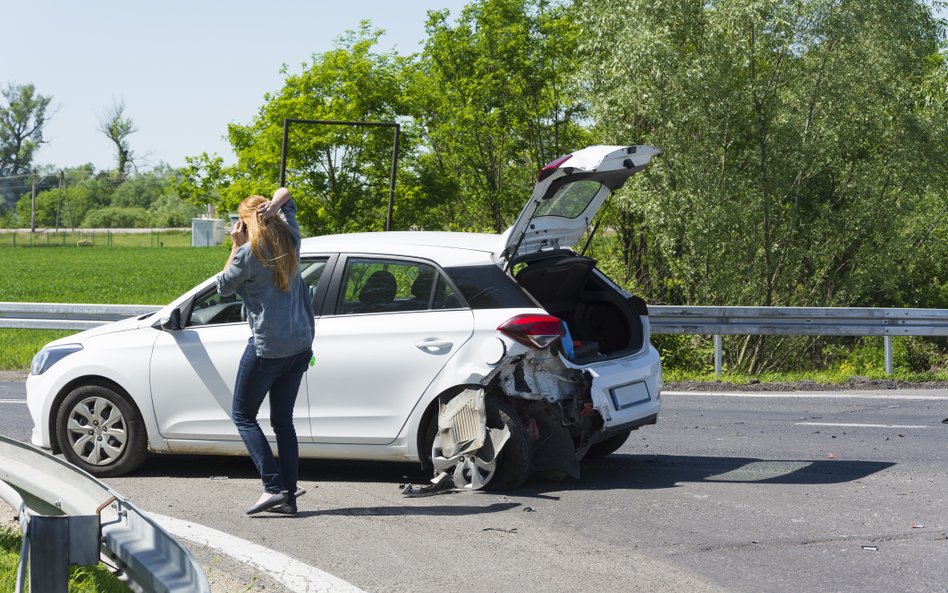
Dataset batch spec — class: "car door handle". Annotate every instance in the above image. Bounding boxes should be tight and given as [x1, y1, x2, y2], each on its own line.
[415, 339, 453, 353]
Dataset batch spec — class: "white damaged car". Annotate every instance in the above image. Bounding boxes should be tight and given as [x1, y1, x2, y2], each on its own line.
[27, 145, 663, 490]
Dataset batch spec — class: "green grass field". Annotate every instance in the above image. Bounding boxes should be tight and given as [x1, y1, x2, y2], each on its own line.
[1, 245, 225, 369]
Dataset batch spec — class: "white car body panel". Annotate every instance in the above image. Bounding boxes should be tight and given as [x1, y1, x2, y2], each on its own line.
[149, 320, 312, 444]
[26, 321, 169, 452]
[308, 308, 474, 444]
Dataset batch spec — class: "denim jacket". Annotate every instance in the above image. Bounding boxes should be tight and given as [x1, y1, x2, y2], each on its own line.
[216, 199, 315, 358]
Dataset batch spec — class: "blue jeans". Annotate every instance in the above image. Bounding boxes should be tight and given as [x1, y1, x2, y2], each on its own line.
[232, 339, 311, 502]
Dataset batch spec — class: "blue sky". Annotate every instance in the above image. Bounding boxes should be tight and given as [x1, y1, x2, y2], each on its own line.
[8, 1, 947, 173]
[7, 1, 469, 172]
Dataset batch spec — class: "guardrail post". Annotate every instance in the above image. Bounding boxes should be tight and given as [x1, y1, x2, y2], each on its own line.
[884, 336, 893, 375]
[26, 514, 100, 593]
[714, 335, 722, 376]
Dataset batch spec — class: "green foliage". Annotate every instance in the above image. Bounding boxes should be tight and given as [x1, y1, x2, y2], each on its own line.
[176, 152, 232, 215]
[16, 167, 113, 228]
[413, 0, 590, 232]
[654, 334, 716, 372]
[828, 336, 948, 375]
[577, 0, 948, 371]
[0, 82, 53, 177]
[82, 206, 151, 228]
[12, 165, 201, 229]
[149, 192, 201, 227]
[225, 22, 417, 234]
[111, 166, 173, 209]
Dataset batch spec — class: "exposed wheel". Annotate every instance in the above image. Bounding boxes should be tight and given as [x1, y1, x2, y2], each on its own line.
[583, 428, 633, 459]
[55, 384, 147, 477]
[429, 395, 532, 491]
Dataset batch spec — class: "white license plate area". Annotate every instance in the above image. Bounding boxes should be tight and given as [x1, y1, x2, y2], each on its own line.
[609, 381, 650, 410]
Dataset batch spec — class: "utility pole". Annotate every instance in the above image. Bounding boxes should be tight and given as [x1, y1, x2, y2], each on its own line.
[55, 170, 64, 231]
[30, 171, 37, 233]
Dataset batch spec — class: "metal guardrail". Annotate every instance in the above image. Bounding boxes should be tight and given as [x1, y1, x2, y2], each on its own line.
[649, 306, 948, 337]
[0, 435, 210, 593]
[648, 305, 948, 375]
[2, 302, 946, 374]
[0, 302, 161, 330]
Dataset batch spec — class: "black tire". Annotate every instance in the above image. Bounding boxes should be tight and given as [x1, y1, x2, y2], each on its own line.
[583, 428, 633, 459]
[483, 396, 532, 491]
[56, 384, 147, 477]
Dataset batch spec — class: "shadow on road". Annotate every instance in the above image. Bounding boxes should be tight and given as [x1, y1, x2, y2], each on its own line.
[516, 453, 896, 495]
[131, 451, 894, 499]
[133, 453, 428, 484]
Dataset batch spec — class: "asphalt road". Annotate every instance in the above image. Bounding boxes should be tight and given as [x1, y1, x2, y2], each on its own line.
[2, 380, 946, 593]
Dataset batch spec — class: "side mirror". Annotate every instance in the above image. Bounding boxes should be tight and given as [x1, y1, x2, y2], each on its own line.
[155, 308, 182, 331]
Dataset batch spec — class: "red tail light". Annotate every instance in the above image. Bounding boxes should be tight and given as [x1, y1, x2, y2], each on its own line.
[498, 314, 566, 349]
[537, 154, 572, 181]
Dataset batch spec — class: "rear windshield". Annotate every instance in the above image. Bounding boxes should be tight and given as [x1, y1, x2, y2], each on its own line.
[535, 179, 603, 218]
[445, 265, 536, 309]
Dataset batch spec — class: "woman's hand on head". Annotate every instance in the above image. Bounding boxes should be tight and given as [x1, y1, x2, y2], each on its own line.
[257, 200, 279, 221]
[230, 219, 248, 247]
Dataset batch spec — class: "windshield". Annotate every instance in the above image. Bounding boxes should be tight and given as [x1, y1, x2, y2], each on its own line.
[534, 180, 604, 219]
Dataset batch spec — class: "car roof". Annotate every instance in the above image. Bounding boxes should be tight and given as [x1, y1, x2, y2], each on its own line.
[300, 231, 503, 266]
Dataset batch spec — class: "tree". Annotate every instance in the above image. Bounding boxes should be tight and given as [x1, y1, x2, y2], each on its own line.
[98, 98, 137, 180]
[175, 152, 233, 218]
[412, 0, 589, 232]
[0, 82, 52, 177]
[224, 23, 418, 235]
[16, 166, 114, 228]
[576, 0, 947, 371]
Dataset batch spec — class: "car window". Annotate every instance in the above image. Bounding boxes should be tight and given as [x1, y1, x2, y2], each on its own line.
[535, 179, 603, 219]
[445, 265, 536, 309]
[337, 258, 461, 314]
[188, 257, 329, 326]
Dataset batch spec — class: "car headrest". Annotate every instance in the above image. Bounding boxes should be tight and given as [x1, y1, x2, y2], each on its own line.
[359, 270, 397, 305]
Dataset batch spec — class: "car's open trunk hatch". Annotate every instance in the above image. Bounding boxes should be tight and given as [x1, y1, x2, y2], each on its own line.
[514, 254, 645, 364]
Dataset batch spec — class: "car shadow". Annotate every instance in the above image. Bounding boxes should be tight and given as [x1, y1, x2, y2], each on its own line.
[515, 453, 897, 496]
[133, 454, 429, 485]
[129, 452, 896, 501]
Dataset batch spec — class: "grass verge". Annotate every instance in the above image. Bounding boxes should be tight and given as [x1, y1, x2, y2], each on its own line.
[1, 246, 226, 370]
[0, 525, 129, 592]
[663, 367, 948, 386]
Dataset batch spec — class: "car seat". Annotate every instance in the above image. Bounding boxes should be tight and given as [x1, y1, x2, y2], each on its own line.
[356, 270, 397, 313]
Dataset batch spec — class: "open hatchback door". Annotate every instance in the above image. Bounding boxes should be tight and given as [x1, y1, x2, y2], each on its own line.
[499, 145, 660, 264]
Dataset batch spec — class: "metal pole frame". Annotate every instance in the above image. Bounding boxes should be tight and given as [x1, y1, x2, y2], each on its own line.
[279, 118, 401, 231]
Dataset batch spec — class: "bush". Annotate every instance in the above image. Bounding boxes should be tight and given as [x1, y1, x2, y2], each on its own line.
[82, 207, 150, 228]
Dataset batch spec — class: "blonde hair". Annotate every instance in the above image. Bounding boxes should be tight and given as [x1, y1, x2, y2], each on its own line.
[238, 195, 298, 291]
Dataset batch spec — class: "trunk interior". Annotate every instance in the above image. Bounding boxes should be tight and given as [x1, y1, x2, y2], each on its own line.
[513, 254, 645, 364]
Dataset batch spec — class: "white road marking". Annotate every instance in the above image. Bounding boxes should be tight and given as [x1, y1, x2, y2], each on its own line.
[0, 399, 26, 404]
[663, 390, 948, 401]
[796, 421, 929, 429]
[150, 513, 367, 593]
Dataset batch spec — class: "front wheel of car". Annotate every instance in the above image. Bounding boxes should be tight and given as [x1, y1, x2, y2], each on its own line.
[56, 384, 147, 477]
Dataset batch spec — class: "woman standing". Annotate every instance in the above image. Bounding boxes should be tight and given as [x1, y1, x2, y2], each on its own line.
[217, 187, 314, 515]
